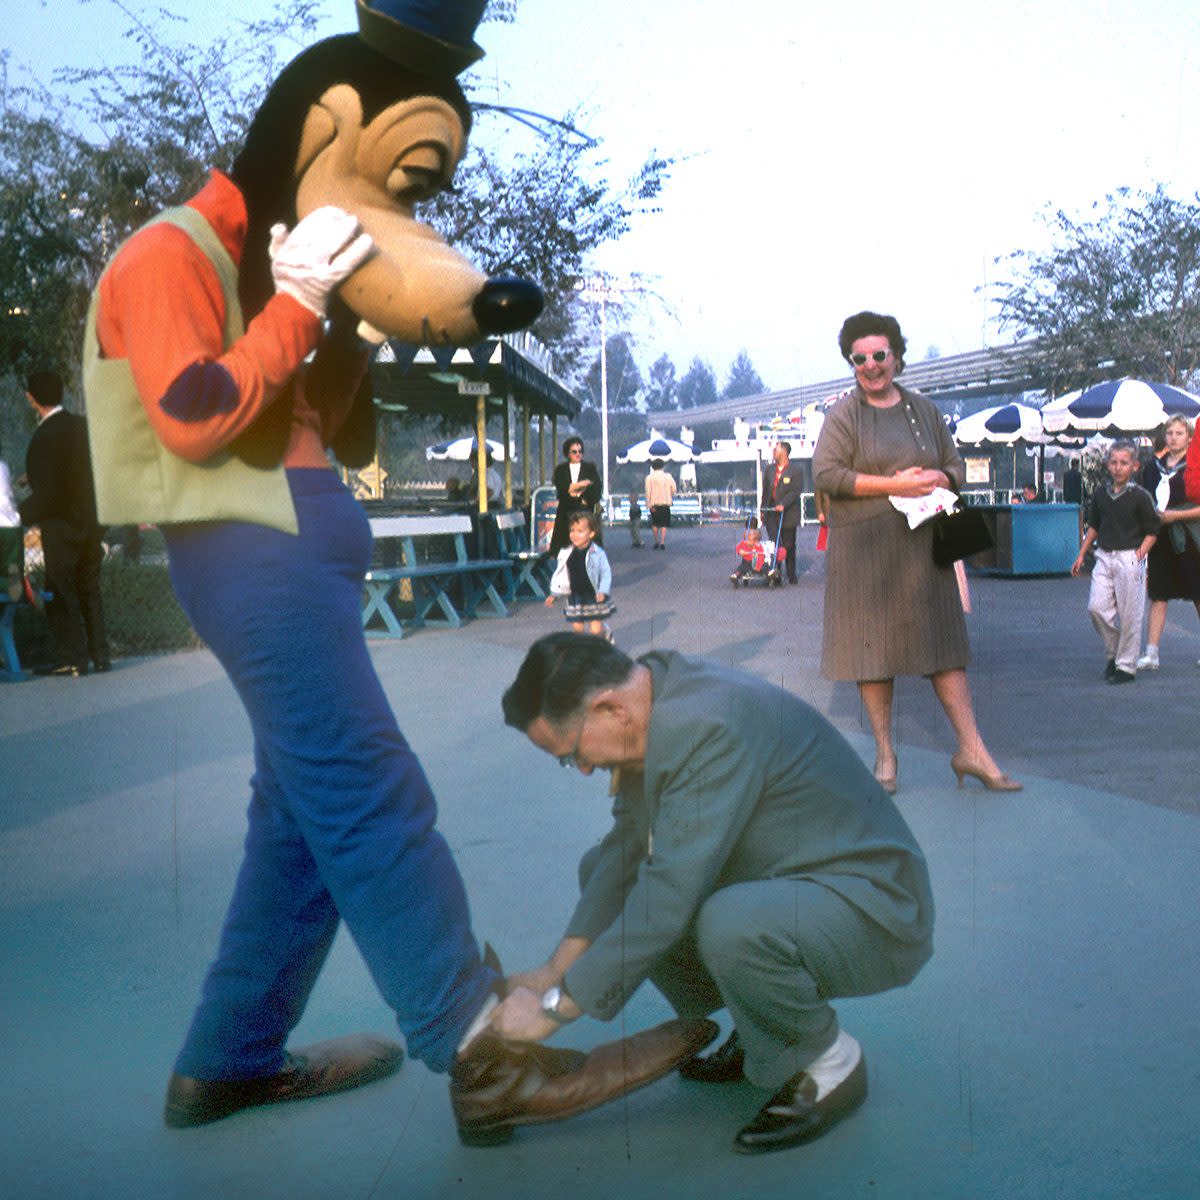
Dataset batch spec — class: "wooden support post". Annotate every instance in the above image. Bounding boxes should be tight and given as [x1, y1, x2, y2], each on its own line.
[522, 399, 531, 507]
[502, 394, 513, 509]
[475, 394, 488, 514]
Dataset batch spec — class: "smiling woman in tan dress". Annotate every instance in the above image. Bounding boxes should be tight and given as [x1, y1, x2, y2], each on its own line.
[812, 311, 1019, 795]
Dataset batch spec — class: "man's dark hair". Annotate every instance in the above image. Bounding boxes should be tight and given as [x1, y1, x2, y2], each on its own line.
[562, 436, 584, 455]
[837, 311, 907, 374]
[776, 440, 791, 456]
[503, 633, 635, 731]
[26, 370, 63, 409]
[650, 458, 664, 470]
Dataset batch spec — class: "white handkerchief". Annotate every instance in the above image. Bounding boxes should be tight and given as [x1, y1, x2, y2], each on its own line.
[889, 487, 960, 530]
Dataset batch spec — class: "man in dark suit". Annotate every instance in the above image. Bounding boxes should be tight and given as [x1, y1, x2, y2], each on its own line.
[761, 440, 805, 583]
[19, 370, 110, 677]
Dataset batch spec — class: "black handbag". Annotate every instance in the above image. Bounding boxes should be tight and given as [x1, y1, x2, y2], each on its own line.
[931, 506, 993, 567]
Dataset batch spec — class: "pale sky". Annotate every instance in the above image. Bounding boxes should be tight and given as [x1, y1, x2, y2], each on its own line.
[8, 0, 1200, 392]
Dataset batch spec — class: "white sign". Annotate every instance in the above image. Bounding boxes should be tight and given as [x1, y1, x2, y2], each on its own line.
[457, 380, 491, 396]
[964, 456, 990, 485]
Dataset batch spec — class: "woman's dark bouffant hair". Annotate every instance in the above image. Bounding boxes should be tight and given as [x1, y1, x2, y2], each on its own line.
[562, 436, 584, 456]
[838, 311, 907, 374]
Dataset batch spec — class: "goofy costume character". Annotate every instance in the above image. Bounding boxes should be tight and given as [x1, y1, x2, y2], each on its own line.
[85, 0, 712, 1139]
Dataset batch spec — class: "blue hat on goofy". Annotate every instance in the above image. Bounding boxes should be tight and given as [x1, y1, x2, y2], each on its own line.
[356, 0, 489, 77]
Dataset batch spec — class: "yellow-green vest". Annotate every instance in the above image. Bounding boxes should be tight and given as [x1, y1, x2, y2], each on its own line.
[83, 204, 298, 534]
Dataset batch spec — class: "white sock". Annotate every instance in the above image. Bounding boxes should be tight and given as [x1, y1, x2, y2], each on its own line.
[456, 993, 499, 1055]
[797, 1029, 861, 1103]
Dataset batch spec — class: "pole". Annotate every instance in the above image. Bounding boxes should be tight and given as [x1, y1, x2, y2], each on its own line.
[522, 399, 531, 509]
[475, 395, 488, 514]
[599, 290, 610, 516]
[502, 394, 512, 509]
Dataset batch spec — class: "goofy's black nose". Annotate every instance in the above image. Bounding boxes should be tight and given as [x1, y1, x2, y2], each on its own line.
[472, 274, 544, 334]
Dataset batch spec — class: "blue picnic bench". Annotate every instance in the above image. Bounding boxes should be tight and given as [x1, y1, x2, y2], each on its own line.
[361, 514, 514, 638]
[489, 510, 550, 599]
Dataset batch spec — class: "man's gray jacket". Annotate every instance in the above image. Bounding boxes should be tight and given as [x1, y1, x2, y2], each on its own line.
[562, 651, 934, 1019]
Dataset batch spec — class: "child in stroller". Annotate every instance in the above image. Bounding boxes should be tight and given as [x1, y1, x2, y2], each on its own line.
[731, 516, 784, 587]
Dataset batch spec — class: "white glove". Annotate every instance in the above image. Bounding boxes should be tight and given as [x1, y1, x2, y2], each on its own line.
[269, 206, 376, 317]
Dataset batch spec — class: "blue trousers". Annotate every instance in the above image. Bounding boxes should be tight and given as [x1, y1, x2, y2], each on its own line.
[165, 469, 496, 1079]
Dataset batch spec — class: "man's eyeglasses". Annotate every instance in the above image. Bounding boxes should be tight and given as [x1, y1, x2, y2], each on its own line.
[568, 447, 584, 456]
[557, 718, 586, 769]
[849, 350, 891, 367]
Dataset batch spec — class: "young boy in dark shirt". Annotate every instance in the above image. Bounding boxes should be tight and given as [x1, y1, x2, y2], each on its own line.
[1071, 442, 1160, 683]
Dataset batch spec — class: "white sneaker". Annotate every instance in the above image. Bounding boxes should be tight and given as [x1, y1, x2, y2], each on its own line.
[1136, 649, 1160, 670]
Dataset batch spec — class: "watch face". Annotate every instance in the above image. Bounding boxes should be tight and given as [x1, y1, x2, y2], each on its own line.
[542, 986, 561, 1014]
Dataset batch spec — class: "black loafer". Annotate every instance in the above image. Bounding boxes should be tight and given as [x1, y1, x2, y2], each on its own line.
[679, 1028, 745, 1082]
[1104, 658, 1117, 681]
[733, 1053, 867, 1154]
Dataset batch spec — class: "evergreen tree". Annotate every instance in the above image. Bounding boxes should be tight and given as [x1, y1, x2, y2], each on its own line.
[677, 357, 719, 409]
[644, 353, 678, 411]
[722, 349, 766, 398]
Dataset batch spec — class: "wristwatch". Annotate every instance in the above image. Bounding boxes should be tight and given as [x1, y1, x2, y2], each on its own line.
[540, 984, 573, 1024]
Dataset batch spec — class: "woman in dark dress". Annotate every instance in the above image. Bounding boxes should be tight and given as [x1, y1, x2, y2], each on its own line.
[1136, 416, 1200, 669]
[549, 436, 602, 553]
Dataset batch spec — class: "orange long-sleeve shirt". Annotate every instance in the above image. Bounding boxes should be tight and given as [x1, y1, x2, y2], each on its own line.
[94, 172, 361, 469]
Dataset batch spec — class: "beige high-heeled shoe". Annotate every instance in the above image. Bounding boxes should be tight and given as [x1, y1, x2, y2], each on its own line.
[951, 755, 1022, 792]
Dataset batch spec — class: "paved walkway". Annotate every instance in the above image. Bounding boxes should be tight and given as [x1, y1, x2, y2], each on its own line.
[1, 524, 1196, 1199]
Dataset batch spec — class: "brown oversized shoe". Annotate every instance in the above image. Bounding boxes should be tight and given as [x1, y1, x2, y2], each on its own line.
[451, 1017, 718, 1146]
[164, 1033, 403, 1128]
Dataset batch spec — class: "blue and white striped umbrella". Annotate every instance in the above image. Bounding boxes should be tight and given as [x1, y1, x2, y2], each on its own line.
[953, 403, 1047, 446]
[616, 435, 696, 464]
[1041, 379, 1200, 435]
[425, 436, 510, 462]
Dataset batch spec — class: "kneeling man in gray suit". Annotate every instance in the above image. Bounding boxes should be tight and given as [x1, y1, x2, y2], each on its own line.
[493, 632, 934, 1154]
